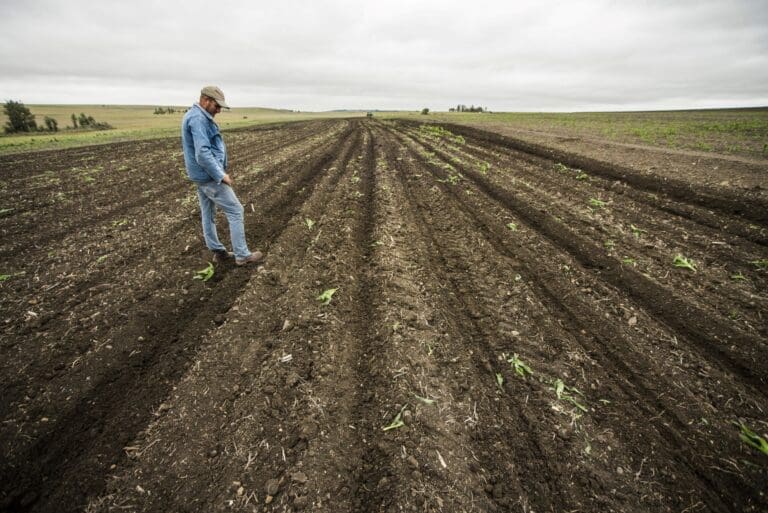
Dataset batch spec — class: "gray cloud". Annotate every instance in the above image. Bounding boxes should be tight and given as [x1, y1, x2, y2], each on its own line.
[1, 0, 766, 110]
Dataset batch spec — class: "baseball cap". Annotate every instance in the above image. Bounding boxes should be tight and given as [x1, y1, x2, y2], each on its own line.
[201, 85, 230, 109]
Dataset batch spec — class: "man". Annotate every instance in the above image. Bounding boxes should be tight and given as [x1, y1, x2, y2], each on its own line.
[181, 86, 263, 266]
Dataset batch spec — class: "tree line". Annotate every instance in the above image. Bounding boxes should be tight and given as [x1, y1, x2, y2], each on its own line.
[3, 100, 113, 134]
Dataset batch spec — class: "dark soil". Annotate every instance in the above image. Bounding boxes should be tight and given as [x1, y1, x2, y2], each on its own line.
[0, 118, 766, 513]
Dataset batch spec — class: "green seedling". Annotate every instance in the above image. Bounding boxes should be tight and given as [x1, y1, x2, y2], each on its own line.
[506, 223, 518, 231]
[554, 379, 565, 399]
[0, 208, 14, 216]
[305, 218, 315, 230]
[370, 240, 384, 247]
[193, 262, 215, 282]
[383, 404, 408, 431]
[496, 373, 504, 389]
[554, 163, 568, 173]
[749, 259, 768, 270]
[564, 395, 589, 413]
[111, 219, 129, 227]
[732, 421, 768, 456]
[507, 353, 533, 378]
[630, 224, 646, 237]
[730, 272, 747, 281]
[604, 240, 615, 250]
[673, 255, 697, 272]
[0, 274, 12, 282]
[552, 378, 588, 412]
[622, 257, 636, 265]
[589, 198, 607, 209]
[317, 288, 338, 305]
[478, 162, 491, 174]
[96, 255, 108, 264]
[414, 395, 436, 405]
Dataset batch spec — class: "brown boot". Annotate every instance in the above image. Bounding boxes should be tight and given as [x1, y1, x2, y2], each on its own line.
[235, 251, 264, 266]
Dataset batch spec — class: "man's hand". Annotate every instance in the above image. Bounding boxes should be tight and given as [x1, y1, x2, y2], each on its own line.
[222, 173, 233, 186]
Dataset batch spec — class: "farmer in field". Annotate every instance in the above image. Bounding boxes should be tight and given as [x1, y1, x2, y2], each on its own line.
[181, 86, 264, 265]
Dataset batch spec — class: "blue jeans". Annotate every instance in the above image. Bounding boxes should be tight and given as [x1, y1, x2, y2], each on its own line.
[196, 181, 251, 259]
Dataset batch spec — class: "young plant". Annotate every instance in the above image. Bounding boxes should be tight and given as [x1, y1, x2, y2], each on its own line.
[414, 394, 436, 405]
[506, 222, 518, 231]
[730, 272, 747, 281]
[554, 163, 568, 173]
[552, 378, 588, 412]
[673, 255, 697, 272]
[193, 262, 215, 282]
[507, 353, 533, 378]
[749, 259, 768, 270]
[305, 218, 315, 230]
[382, 404, 408, 431]
[732, 421, 768, 455]
[496, 373, 504, 389]
[588, 198, 607, 209]
[575, 172, 589, 181]
[317, 288, 338, 305]
[630, 224, 646, 237]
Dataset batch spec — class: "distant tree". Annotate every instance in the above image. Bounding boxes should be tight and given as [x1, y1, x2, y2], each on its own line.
[43, 116, 58, 132]
[71, 113, 78, 128]
[3, 100, 37, 133]
[421, 108, 429, 115]
[78, 112, 89, 127]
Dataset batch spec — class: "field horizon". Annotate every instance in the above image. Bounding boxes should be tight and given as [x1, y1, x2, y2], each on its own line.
[1, 104, 767, 159]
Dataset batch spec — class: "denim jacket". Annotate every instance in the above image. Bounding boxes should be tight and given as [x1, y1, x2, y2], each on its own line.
[181, 103, 228, 183]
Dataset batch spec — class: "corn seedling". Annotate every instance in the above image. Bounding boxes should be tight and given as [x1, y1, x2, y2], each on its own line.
[589, 198, 607, 209]
[575, 172, 589, 180]
[732, 421, 768, 456]
[478, 162, 491, 174]
[673, 255, 697, 272]
[414, 394, 436, 405]
[604, 240, 615, 250]
[0, 274, 11, 282]
[496, 373, 504, 389]
[622, 257, 637, 266]
[317, 288, 338, 305]
[630, 224, 646, 237]
[749, 259, 768, 270]
[730, 272, 747, 281]
[111, 219, 129, 227]
[382, 404, 408, 431]
[305, 218, 315, 230]
[552, 378, 589, 412]
[506, 223, 518, 231]
[0, 208, 14, 216]
[193, 262, 215, 282]
[507, 353, 533, 378]
[96, 255, 108, 264]
[554, 163, 568, 173]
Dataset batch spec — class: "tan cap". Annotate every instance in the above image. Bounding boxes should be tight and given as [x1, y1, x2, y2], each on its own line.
[200, 85, 230, 109]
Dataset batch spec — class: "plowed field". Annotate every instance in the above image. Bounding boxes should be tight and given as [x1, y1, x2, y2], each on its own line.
[1, 119, 766, 513]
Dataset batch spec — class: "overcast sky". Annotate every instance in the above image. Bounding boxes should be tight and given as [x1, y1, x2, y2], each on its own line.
[1, 0, 767, 111]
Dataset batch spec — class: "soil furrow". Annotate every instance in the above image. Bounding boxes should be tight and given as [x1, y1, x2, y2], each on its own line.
[435, 122, 768, 225]
[0, 123, 357, 512]
[385, 122, 765, 512]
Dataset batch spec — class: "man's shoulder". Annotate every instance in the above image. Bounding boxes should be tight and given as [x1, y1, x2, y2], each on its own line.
[183, 106, 209, 126]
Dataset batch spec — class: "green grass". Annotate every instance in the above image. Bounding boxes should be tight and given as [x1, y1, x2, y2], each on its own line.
[0, 104, 366, 155]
